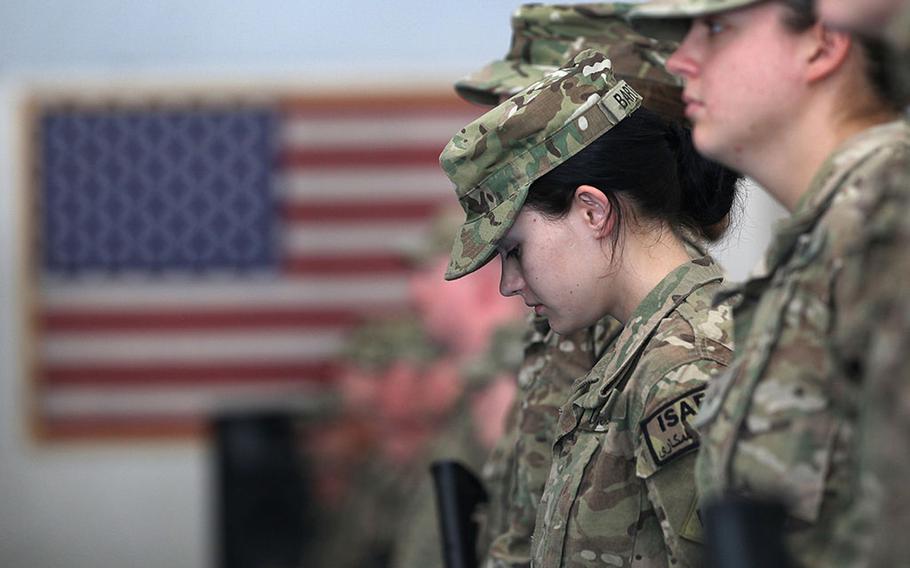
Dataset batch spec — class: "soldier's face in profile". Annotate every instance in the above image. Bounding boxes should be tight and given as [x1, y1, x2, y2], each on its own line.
[496, 198, 612, 335]
[817, 0, 905, 34]
[665, 3, 810, 170]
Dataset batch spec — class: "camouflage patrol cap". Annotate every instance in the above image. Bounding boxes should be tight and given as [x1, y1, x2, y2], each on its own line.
[441, 49, 643, 281]
[629, 0, 763, 41]
[455, 3, 683, 119]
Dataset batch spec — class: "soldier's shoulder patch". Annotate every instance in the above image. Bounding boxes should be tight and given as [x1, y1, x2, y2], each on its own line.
[640, 386, 707, 467]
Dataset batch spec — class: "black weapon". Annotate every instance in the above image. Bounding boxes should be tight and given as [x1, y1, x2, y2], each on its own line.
[703, 495, 791, 568]
[431, 460, 489, 568]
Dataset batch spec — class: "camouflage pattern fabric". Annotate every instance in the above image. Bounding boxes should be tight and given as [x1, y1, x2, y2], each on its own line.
[481, 239, 708, 568]
[482, 314, 623, 568]
[530, 257, 732, 567]
[479, 397, 522, 560]
[342, 316, 441, 372]
[391, 321, 526, 568]
[390, 399, 492, 568]
[629, 0, 763, 41]
[455, 3, 683, 120]
[441, 49, 643, 281]
[630, 0, 759, 17]
[694, 119, 910, 567]
[825, 121, 910, 567]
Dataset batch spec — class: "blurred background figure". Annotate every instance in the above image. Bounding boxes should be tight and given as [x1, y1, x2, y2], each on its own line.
[306, 207, 525, 568]
[816, 0, 910, 107]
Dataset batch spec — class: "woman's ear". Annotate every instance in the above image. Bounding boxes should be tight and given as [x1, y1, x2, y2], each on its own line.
[574, 185, 615, 239]
[804, 23, 852, 84]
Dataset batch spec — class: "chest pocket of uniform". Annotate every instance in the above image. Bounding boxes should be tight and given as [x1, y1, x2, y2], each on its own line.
[541, 394, 643, 567]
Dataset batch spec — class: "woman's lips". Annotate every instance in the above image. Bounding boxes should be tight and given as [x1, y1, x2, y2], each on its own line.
[683, 94, 704, 118]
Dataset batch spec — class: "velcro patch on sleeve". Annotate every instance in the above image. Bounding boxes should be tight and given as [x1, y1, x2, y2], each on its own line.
[640, 386, 707, 467]
[680, 498, 704, 543]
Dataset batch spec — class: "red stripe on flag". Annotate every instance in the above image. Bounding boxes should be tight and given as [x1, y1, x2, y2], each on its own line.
[283, 254, 412, 275]
[41, 307, 397, 332]
[42, 361, 341, 386]
[280, 147, 444, 168]
[279, 93, 482, 116]
[282, 199, 446, 223]
[39, 416, 208, 440]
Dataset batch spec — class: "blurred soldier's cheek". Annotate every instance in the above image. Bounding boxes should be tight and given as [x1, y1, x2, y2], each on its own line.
[817, 0, 902, 32]
[418, 360, 463, 417]
[377, 362, 423, 423]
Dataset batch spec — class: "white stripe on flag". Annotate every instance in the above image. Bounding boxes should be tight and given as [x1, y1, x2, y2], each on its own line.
[41, 276, 411, 309]
[43, 383, 334, 417]
[43, 329, 347, 365]
[282, 116, 476, 148]
[283, 221, 432, 254]
[278, 170, 453, 202]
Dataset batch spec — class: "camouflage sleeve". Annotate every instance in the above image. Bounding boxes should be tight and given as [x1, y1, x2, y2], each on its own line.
[633, 358, 725, 567]
[832, 164, 910, 567]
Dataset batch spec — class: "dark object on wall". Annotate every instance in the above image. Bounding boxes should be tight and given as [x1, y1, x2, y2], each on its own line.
[431, 460, 489, 568]
[214, 412, 310, 568]
[703, 494, 791, 568]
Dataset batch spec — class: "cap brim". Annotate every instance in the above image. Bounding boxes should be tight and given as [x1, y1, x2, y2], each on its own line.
[444, 185, 530, 281]
[454, 60, 559, 107]
[629, 18, 693, 42]
[629, 0, 760, 41]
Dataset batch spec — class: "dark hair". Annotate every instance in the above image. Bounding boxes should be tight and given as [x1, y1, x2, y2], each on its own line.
[524, 107, 740, 248]
[778, 0, 904, 111]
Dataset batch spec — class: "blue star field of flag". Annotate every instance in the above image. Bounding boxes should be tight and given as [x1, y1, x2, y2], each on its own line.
[40, 108, 279, 274]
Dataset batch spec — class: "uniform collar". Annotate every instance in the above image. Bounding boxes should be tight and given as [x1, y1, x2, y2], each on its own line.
[717, 118, 910, 305]
[571, 255, 724, 411]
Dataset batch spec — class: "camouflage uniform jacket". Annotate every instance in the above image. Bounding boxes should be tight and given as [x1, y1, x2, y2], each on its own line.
[694, 119, 910, 567]
[532, 256, 733, 567]
[828, 121, 910, 567]
[485, 314, 622, 568]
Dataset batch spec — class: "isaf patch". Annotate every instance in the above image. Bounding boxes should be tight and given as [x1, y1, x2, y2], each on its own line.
[640, 386, 707, 466]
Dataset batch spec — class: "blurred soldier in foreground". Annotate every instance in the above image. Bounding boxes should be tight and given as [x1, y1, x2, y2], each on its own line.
[816, 1, 910, 565]
[389, 208, 526, 568]
[631, 0, 910, 565]
[452, 5, 698, 566]
[817, 0, 909, 37]
[818, 0, 910, 102]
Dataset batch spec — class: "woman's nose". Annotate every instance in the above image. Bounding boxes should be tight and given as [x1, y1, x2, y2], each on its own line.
[666, 29, 702, 79]
[498, 257, 524, 298]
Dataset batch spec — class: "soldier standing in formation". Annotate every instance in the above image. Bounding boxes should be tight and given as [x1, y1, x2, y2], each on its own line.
[816, 0, 910, 565]
[450, 5, 712, 566]
[440, 48, 741, 566]
[629, 0, 910, 565]
[422, 1, 910, 566]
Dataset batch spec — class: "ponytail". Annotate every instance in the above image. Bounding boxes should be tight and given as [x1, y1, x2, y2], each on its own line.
[666, 121, 739, 241]
[526, 107, 742, 246]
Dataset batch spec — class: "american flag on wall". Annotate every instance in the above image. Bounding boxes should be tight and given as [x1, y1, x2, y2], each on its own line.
[26, 91, 482, 439]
